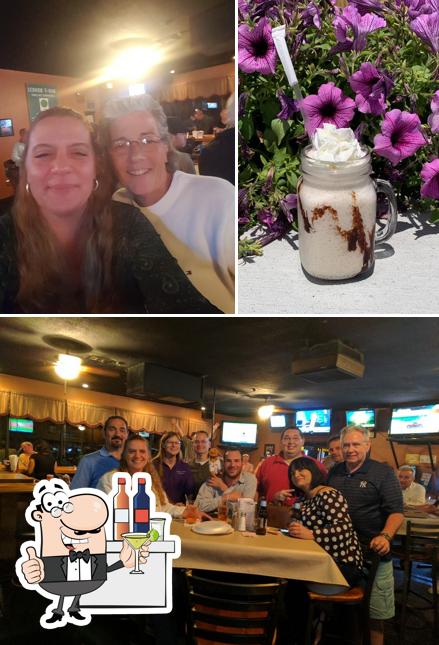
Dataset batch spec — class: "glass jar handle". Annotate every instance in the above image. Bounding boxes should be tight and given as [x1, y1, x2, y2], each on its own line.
[375, 179, 398, 242]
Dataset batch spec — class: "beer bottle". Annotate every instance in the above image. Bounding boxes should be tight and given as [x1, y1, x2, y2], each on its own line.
[255, 497, 267, 535]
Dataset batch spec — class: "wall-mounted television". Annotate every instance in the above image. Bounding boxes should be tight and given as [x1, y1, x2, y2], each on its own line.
[389, 404, 439, 436]
[9, 417, 34, 433]
[0, 118, 14, 137]
[270, 414, 286, 429]
[346, 409, 375, 428]
[295, 409, 331, 433]
[220, 421, 258, 447]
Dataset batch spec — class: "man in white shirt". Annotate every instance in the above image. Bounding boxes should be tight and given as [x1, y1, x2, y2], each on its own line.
[195, 449, 257, 513]
[101, 95, 235, 313]
[398, 465, 426, 506]
[11, 128, 28, 167]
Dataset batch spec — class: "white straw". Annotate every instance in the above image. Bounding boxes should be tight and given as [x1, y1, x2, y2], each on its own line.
[272, 25, 309, 137]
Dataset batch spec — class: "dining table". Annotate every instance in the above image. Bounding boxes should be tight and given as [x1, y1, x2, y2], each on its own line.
[397, 509, 439, 536]
[171, 520, 349, 587]
[0, 471, 35, 483]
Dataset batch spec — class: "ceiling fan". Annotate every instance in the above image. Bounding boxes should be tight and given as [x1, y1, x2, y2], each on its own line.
[35, 335, 125, 381]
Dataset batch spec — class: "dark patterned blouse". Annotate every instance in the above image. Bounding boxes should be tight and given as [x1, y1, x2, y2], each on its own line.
[0, 202, 221, 314]
[300, 487, 363, 571]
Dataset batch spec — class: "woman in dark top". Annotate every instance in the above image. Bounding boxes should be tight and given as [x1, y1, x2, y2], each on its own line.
[152, 431, 194, 504]
[28, 440, 57, 480]
[0, 106, 219, 314]
[287, 456, 363, 588]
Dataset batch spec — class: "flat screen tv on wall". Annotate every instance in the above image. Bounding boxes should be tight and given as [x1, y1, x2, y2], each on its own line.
[220, 421, 258, 447]
[346, 409, 375, 429]
[0, 118, 14, 137]
[295, 409, 331, 433]
[389, 404, 439, 436]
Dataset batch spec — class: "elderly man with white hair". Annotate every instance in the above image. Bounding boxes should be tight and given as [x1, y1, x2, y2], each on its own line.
[398, 464, 426, 506]
[199, 93, 235, 185]
[101, 94, 235, 314]
[327, 425, 404, 645]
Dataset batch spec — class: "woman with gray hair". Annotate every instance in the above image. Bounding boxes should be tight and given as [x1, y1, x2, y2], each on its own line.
[101, 94, 235, 314]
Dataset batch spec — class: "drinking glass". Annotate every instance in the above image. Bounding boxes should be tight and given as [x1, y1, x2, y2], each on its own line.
[121, 532, 148, 575]
[185, 494, 198, 524]
[218, 494, 228, 521]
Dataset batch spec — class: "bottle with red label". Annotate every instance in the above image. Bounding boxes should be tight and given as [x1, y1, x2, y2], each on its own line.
[113, 477, 130, 539]
[133, 477, 150, 532]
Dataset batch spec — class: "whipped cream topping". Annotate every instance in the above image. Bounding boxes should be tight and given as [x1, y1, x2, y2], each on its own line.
[308, 124, 366, 162]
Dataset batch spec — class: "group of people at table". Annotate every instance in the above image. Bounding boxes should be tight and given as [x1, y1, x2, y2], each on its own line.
[0, 94, 235, 314]
[16, 418, 438, 645]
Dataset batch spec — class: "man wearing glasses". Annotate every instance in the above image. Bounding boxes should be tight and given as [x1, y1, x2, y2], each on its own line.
[328, 426, 403, 645]
[101, 95, 235, 314]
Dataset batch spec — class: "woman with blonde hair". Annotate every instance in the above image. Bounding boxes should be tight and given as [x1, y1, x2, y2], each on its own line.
[0, 106, 219, 313]
[152, 431, 194, 504]
[98, 434, 201, 521]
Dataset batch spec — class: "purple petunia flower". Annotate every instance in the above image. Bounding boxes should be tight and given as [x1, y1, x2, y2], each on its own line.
[238, 18, 277, 75]
[280, 194, 298, 223]
[333, 5, 387, 52]
[238, 189, 250, 225]
[410, 12, 439, 53]
[420, 158, 439, 200]
[277, 90, 299, 120]
[428, 90, 439, 133]
[349, 62, 393, 116]
[257, 208, 276, 227]
[302, 82, 356, 135]
[349, 0, 385, 15]
[405, 0, 439, 19]
[373, 109, 426, 166]
[301, 2, 322, 29]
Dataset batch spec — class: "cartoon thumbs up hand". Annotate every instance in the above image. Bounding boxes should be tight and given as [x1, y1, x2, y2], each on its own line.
[22, 546, 45, 584]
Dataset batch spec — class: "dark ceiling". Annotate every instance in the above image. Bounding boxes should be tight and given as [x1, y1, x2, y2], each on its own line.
[0, 317, 438, 418]
[0, 0, 234, 77]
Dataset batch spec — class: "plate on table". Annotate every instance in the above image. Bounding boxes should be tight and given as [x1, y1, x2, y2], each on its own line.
[191, 521, 233, 535]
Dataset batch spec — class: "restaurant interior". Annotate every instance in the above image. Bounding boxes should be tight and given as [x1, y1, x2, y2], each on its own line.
[0, 0, 234, 210]
[0, 316, 438, 644]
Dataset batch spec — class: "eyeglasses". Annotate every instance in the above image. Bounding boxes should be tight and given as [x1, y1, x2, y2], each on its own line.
[166, 441, 181, 447]
[110, 135, 163, 155]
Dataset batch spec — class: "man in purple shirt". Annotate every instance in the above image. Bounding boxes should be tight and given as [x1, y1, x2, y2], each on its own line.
[152, 431, 194, 503]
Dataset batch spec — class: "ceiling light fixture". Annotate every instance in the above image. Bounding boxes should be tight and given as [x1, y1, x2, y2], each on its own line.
[54, 354, 82, 380]
[258, 404, 274, 420]
[170, 69, 175, 74]
[82, 383, 89, 389]
[78, 424, 86, 431]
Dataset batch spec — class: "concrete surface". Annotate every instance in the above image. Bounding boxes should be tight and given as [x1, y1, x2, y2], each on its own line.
[238, 210, 439, 314]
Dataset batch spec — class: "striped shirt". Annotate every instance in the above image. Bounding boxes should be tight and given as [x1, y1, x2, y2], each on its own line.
[327, 458, 403, 546]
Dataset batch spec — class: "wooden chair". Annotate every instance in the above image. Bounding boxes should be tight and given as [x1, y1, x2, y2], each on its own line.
[399, 520, 439, 641]
[305, 551, 381, 645]
[184, 569, 287, 644]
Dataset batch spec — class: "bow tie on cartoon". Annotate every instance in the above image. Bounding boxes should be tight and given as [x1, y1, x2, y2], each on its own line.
[69, 549, 91, 563]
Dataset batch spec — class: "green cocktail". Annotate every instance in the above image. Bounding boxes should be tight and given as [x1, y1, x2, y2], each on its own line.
[122, 530, 159, 574]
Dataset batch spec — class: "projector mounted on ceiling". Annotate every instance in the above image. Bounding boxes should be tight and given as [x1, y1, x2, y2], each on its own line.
[291, 340, 365, 383]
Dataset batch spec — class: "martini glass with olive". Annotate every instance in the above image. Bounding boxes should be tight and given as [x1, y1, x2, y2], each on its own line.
[122, 529, 159, 574]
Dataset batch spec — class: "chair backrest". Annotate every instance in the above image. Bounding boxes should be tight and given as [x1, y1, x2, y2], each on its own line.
[405, 521, 439, 561]
[185, 570, 287, 645]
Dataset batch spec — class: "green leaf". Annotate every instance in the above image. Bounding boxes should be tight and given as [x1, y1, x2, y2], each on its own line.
[240, 116, 254, 141]
[271, 118, 289, 146]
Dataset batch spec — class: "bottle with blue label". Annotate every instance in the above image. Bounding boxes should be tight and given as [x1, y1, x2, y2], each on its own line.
[133, 477, 150, 532]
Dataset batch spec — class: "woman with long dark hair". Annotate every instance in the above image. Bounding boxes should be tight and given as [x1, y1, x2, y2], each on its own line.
[0, 106, 220, 313]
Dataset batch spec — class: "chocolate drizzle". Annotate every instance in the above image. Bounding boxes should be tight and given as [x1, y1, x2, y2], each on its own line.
[301, 189, 374, 271]
[297, 179, 312, 233]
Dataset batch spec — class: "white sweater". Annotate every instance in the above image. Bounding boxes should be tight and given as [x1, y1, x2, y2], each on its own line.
[113, 171, 235, 313]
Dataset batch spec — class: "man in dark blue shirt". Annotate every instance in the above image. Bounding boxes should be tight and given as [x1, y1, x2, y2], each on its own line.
[71, 416, 129, 489]
[328, 425, 403, 645]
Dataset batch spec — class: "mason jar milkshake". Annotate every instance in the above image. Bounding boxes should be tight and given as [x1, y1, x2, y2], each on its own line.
[297, 124, 396, 281]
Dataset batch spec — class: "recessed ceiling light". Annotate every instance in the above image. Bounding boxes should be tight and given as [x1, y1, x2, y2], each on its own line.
[82, 383, 89, 389]
[78, 425, 86, 431]
[170, 69, 175, 74]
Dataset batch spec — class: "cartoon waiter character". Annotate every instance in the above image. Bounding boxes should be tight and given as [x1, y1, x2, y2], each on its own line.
[17, 479, 150, 628]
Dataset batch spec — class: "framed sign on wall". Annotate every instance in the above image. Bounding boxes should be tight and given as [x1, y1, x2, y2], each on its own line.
[26, 85, 58, 121]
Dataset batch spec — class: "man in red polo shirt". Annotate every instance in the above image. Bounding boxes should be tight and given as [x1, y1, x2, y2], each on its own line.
[256, 427, 327, 504]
